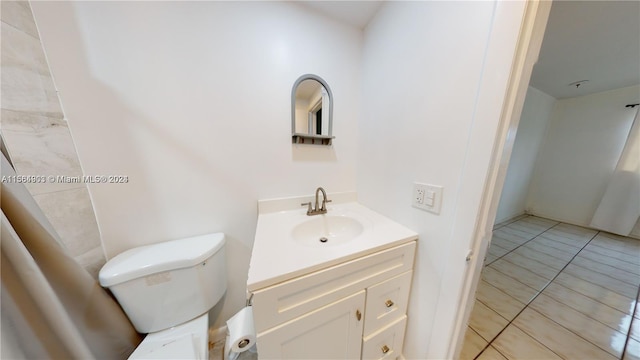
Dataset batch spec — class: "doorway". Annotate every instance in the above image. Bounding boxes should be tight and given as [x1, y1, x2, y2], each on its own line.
[458, 1, 640, 358]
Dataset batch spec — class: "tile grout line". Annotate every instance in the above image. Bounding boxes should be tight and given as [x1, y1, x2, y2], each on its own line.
[474, 225, 601, 360]
[484, 220, 561, 267]
[543, 280, 634, 324]
[539, 259, 640, 320]
[483, 259, 549, 295]
[620, 284, 640, 360]
[589, 240, 640, 253]
[1, 19, 41, 41]
[473, 221, 566, 359]
[574, 249, 640, 276]
[476, 220, 639, 359]
[525, 239, 582, 258]
[580, 247, 640, 269]
[478, 229, 601, 359]
[486, 240, 518, 254]
[564, 260, 640, 289]
[476, 279, 529, 311]
[527, 286, 632, 357]
[493, 214, 530, 231]
[559, 253, 640, 299]
[587, 242, 640, 261]
[504, 244, 575, 269]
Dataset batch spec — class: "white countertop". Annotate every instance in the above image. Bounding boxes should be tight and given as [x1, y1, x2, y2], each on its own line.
[247, 196, 418, 291]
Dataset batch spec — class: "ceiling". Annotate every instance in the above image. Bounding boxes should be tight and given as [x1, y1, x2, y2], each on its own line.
[298, 1, 640, 100]
[296, 79, 322, 100]
[296, 1, 383, 29]
[530, 1, 640, 99]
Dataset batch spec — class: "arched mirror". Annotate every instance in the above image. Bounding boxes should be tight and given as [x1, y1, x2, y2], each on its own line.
[291, 74, 334, 145]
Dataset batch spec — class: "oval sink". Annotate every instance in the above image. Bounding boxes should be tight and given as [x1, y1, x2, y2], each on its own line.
[291, 215, 365, 247]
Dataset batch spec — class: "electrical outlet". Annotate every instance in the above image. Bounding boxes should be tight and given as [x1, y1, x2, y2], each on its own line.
[415, 186, 425, 204]
[412, 183, 427, 207]
[412, 182, 443, 214]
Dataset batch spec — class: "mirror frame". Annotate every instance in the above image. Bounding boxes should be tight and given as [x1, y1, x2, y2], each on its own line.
[291, 74, 334, 145]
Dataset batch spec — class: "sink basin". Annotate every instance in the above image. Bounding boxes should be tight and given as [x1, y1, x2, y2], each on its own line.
[291, 215, 366, 247]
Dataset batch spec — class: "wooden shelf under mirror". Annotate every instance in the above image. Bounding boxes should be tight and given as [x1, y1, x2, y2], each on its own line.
[292, 133, 334, 145]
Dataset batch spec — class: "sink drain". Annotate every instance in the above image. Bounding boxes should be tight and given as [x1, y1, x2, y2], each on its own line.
[319, 237, 328, 243]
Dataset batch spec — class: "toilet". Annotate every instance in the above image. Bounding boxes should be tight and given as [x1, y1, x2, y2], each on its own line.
[99, 233, 227, 359]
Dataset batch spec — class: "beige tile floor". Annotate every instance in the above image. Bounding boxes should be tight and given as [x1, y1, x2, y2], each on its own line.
[461, 215, 640, 360]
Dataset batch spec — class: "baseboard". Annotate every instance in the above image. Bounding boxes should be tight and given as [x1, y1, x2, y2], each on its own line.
[525, 211, 640, 240]
[525, 211, 587, 229]
[493, 212, 527, 230]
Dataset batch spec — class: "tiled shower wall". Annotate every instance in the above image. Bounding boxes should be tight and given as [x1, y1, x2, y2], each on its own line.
[1, 0, 105, 277]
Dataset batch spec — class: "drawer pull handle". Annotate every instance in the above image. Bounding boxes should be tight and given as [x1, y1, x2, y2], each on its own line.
[381, 345, 390, 354]
[356, 310, 362, 321]
[385, 299, 394, 308]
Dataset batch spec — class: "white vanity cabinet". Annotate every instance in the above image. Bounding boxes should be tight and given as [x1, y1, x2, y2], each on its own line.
[251, 241, 416, 360]
[258, 291, 366, 359]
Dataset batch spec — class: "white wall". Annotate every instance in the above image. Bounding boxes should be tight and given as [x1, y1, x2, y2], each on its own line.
[294, 99, 309, 133]
[359, 1, 529, 357]
[31, 1, 362, 329]
[495, 87, 555, 223]
[526, 85, 640, 227]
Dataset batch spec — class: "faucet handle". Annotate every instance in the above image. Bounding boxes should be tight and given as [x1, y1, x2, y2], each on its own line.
[320, 198, 332, 211]
[301, 202, 312, 214]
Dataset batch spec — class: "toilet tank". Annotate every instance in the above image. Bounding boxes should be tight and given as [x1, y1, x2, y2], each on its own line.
[99, 233, 226, 333]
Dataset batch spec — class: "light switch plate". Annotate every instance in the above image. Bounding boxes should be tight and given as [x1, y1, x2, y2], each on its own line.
[412, 183, 443, 214]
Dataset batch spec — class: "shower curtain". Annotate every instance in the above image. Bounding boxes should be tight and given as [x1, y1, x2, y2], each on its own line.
[1, 151, 141, 359]
[590, 107, 640, 236]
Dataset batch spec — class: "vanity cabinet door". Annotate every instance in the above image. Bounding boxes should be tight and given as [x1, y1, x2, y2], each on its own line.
[257, 290, 365, 360]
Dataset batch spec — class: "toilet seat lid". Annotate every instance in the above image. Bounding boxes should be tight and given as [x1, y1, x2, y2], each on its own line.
[100, 232, 225, 287]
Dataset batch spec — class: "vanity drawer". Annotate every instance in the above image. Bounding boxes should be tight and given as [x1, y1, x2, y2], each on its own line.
[252, 241, 416, 333]
[364, 270, 412, 336]
[362, 315, 407, 360]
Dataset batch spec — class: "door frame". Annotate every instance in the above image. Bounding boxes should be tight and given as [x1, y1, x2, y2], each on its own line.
[447, 0, 553, 358]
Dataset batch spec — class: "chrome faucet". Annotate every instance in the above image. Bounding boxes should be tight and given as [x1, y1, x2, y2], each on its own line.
[301, 187, 332, 216]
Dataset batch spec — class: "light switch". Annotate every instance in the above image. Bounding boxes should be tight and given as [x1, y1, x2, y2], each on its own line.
[424, 196, 434, 207]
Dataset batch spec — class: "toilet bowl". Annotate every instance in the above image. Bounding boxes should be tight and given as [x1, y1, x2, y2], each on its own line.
[128, 313, 209, 360]
[99, 233, 227, 359]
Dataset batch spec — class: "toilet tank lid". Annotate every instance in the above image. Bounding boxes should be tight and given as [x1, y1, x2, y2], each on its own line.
[99, 233, 225, 287]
